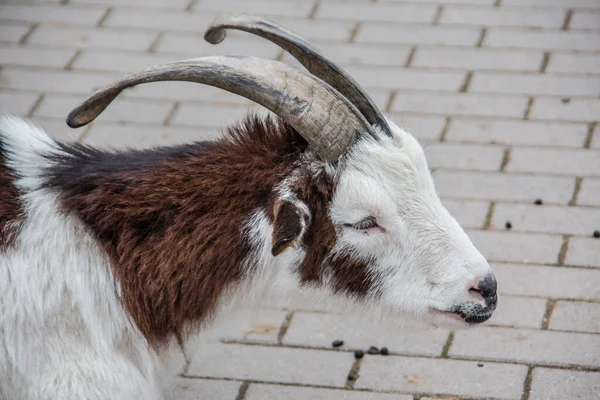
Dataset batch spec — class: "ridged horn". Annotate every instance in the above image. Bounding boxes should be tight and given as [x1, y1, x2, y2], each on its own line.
[66, 55, 373, 161]
[204, 14, 392, 137]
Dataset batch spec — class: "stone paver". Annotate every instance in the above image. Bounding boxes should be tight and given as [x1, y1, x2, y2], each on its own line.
[433, 171, 575, 204]
[491, 203, 600, 236]
[445, 118, 589, 147]
[565, 237, 600, 268]
[450, 326, 600, 368]
[187, 343, 353, 387]
[529, 368, 600, 400]
[2, 0, 600, 398]
[356, 356, 527, 399]
[245, 384, 412, 400]
[550, 301, 600, 334]
[167, 378, 240, 400]
[283, 312, 450, 356]
[493, 263, 600, 300]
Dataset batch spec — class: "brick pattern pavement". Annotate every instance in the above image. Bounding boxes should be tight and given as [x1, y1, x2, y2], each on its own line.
[1, 0, 599, 399]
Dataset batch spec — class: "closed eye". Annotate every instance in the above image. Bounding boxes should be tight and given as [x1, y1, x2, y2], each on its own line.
[343, 216, 379, 230]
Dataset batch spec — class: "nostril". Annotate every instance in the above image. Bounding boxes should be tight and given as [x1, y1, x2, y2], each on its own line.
[476, 274, 498, 299]
[468, 287, 485, 301]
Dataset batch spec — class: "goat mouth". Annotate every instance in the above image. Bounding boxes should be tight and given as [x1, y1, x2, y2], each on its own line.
[432, 306, 495, 324]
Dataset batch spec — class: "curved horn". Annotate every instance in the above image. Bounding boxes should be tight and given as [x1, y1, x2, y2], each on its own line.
[66, 56, 373, 161]
[204, 14, 392, 137]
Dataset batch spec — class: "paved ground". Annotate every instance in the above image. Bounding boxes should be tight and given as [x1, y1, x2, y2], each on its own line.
[1, 0, 600, 399]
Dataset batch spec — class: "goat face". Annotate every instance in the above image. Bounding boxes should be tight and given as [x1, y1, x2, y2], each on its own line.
[269, 119, 497, 329]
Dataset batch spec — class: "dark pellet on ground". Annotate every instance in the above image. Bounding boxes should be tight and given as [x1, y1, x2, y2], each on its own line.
[367, 346, 380, 355]
[505, 221, 512, 230]
[477, 363, 484, 367]
[347, 372, 359, 381]
[354, 350, 364, 359]
[332, 340, 344, 348]
[380, 347, 389, 355]
[534, 199, 543, 205]
[594, 230, 600, 238]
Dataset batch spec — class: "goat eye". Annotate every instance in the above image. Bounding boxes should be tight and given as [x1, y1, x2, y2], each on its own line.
[344, 216, 378, 230]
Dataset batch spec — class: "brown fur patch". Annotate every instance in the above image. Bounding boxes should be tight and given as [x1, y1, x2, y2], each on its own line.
[0, 138, 24, 251]
[44, 116, 309, 346]
[44, 115, 375, 346]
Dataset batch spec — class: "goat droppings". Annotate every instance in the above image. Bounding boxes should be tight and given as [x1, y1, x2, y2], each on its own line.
[332, 339, 344, 348]
[354, 350, 364, 359]
[593, 230, 600, 238]
[534, 199, 543, 205]
[380, 347, 389, 355]
[347, 372, 359, 381]
[505, 221, 512, 230]
[367, 346, 380, 355]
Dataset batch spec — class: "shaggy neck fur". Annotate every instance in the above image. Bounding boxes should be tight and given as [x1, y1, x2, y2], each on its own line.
[41, 116, 334, 347]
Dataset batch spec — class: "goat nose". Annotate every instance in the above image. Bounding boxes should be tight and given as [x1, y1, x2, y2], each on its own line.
[469, 274, 498, 303]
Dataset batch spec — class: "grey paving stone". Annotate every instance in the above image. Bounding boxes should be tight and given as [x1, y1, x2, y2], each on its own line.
[485, 295, 546, 329]
[440, 5, 565, 28]
[547, 53, 600, 75]
[450, 326, 600, 368]
[485, 28, 600, 52]
[530, 97, 600, 123]
[0, 67, 121, 95]
[529, 368, 600, 400]
[192, 0, 316, 18]
[467, 230, 563, 264]
[186, 343, 353, 387]
[219, 309, 288, 345]
[507, 148, 600, 177]
[281, 42, 411, 67]
[445, 118, 589, 147]
[565, 237, 600, 268]
[34, 94, 174, 125]
[442, 199, 490, 229]
[245, 384, 412, 400]
[424, 142, 505, 171]
[0, 4, 107, 26]
[503, 0, 600, 7]
[578, 178, 600, 207]
[316, 2, 437, 23]
[72, 51, 186, 73]
[550, 301, 600, 333]
[83, 123, 221, 148]
[433, 171, 575, 204]
[342, 66, 465, 91]
[356, 355, 527, 399]
[412, 47, 543, 72]
[0, 91, 40, 116]
[283, 311, 450, 356]
[389, 92, 529, 118]
[356, 24, 481, 46]
[155, 34, 282, 59]
[386, 114, 446, 141]
[470, 72, 600, 97]
[0, 22, 32, 44]
[27, 26, 157, 51]
[570, 11, 600, 29]
[71, 0, 189, 9]
[104, 9, 218, 32]
[166, 378, 240, 400]
[171, 103, 271, 128]
[491, 203, 600, 236]
[493, 263, 600, 300]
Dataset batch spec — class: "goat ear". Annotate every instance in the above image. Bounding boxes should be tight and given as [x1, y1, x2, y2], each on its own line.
[271, 200, 307, 256]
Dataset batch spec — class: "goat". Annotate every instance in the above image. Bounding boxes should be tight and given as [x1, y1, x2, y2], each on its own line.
[0, 14, 498, 400]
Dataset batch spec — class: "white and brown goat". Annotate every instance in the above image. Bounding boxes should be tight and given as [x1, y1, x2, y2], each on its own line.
[0, 15, 497, 400]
